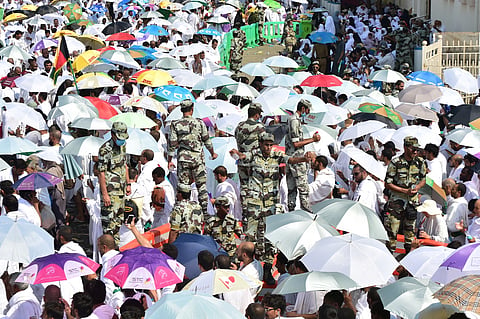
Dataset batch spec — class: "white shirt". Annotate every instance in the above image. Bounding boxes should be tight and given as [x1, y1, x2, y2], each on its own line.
[464, 181, 479, 202]
[448, 164, 464, 181]
[309, 167, 335, 205]
[352, 176, 379, 214]
[419, 214, 449, 243]
[100, 249, 120, 303]
[293, 291, 326, 315]
[445, 197, 469, 234]
[16, 197, 41, 227]
[215, 180, 239, 218]
[2, 287, 41, 319]
[426, 157, 443, 186]
[240, 260, 263, 298]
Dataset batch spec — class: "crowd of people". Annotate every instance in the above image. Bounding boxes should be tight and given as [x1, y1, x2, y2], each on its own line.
[0, 0, 477, 318]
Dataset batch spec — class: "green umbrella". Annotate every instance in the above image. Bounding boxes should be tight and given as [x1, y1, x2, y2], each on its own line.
[110, 112, 157, 129]
[63, 3, 82, 23]
[273, 271, 357, 294]
[358, 102, 403, 126]
[378, 277, 441, 319]
[158, 8, 174, 19]
[264, 0, 281, 9]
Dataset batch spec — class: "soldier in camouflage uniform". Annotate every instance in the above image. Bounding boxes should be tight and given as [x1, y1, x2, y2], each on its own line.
[384, 136, 427, 254]
[97, 121, 131, 243]
[392, 21, 415, 71]
[168, 183, 204, 243]
[204, 196, 243, 261]
[257, 7, 265, 45]
[230, 132, 312, 283]
[282, 19, 297, 58]
[234, 103, 265, 217]
[230, 29, 246, 73]
[286, 99, 321, 212]
[168, 99, 217, 212]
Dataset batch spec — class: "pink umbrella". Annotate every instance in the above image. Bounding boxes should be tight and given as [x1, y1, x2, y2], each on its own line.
[16, 253, 100, 284]
[105, 246, 185, 290]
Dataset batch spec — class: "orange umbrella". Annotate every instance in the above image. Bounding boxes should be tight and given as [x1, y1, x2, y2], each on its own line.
[136, 70, 175, 87]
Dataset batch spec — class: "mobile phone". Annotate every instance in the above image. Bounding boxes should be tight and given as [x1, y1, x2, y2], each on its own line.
[126, 214, 135, 224]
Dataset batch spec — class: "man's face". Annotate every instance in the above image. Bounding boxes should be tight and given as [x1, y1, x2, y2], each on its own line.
[14, 167, 25, 177]
[260, 140, 273, 157]
[404, 144, 418, 158]
[264, 305, 280, 319]
[42, 49, 49, 58]
[460, 169, 470, 182]
[352, 167, 365, 183]
[474, 199, 480, 216]
[45, 62, 52, 72]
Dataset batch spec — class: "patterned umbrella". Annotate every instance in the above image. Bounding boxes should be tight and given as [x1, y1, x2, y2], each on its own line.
[13, 172, 62, 190]
[84, 96, 119, 119]
[16, 252, 100, 284]
[309, 31, 337, 44]
[89, 4, 107, 13]
[63, 4, 82, 22]
[198, 28, 221, 36]
[140, 25, 168, 36]
[358, 102, 403, 126]
[104, 246, 185, 290]
[154, 85, 195, 102]
[31, 38, 58, 52]
[434, 275, 480, 313]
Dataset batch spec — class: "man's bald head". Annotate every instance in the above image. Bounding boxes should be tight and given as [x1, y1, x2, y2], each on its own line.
[97, 234, 116, 255]
[442, 178, 456, 196]
[44, 285, 61, 303]
[238, 241, 255, 259]
[450, 154, 463, 167]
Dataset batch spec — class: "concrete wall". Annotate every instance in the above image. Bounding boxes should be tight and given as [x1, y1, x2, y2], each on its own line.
[396, 0, 428, 17]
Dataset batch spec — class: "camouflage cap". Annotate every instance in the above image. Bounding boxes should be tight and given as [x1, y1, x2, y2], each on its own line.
[249, 102, 262, 112]
[214, 196, 230, 207]
[259, 132, 275, 142]
[178, 183, 191, 193]
[111, 121, 129, 140]
[404, 136, 420, 148]
[298, 99, 312, 109]
[180, 99, 194, 112]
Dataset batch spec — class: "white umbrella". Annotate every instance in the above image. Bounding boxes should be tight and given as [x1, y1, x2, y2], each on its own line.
[216, 113, 246, 136]
[370, 128, 396, 145]
[183, 269, 259, 295]
[391, 126, 442, 149]
[64, 36, 86, 53]
[183, 1, 203, 11]
[4, 102, 47, 131]
[169, 69, 202, 87]
[214, 5, 237, 15]
[166, 102, 217, 122]
[291, 71, 312, 84]
[192, 75, 236, 91]
[340, 96, 381, 113]
[240, 62, 274, 77]
[306, 104, 349, 126]
[26, 15, 49, 26]
[170, 43, 212, 57]
[262, 74, 299, 88]
[69, 117, 112, 131]
[368, 69, 408, 83]
[15, 74, 54, 92]
[254, 87, 291, 115]
[400, 246, 454, 279]
[170, 20, 195, 35]
[437, 86, 465, 106]
[338, 120, 387, 142]
[77, 73, 120, 89]
[398, 84, 443, 104]
[103, 128, 160, 155]
[273, 271, 358, 294]
[330, 80, 362, 95]
[445, 128, 480, 148]
[140, 11, 163, 19]
[202, 99, 241, 115]
[280, 94, 327, 113]
[221, 82, 260, 98]
[83, 63, 118, 73]
[147, 57, 186, 70]
[395, 103, 438, 122]
[301, 233, 399, 287]
[204, 137, 238, 173]
[60, 136, 105, 156]
[265, 210, 339, 260]
[262, 56, 299, 69]
[342, 146, 387, 180]
[0, 137, 40, 155]
[0, 45, 31, 61]
[353, 89, 394, 107]
[444, 68, 479, 94]
[206, 16, 229, 24]
[124, 96, 168, 114]
[101, 49, 141, 69]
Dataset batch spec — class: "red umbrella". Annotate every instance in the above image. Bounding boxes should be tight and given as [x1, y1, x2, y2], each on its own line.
[84, 97, 119, 119]
[105, 32, 137, 41]
[97, 46, 115, 53]
[128, 69, 149, 83]
[301, 74, 342, 87]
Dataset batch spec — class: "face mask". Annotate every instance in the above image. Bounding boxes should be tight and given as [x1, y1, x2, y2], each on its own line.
[116, 139, 126, 147]
[348, 164, 354, 170]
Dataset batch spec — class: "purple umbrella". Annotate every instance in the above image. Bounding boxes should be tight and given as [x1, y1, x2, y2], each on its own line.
[104, 246, 185, 290]
[13, 172, 63, 190]
[31, 38, 58, 52]
[431, 243, 480, 284]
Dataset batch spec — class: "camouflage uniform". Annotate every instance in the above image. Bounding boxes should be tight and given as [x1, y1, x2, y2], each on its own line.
[257, 7, 265, 45]
[169, 199, 204, 234]
[204, 215, 243, 260]
[285, 111, 310, 212]
[393, 28, 414, 71]
[168, 110, 214, 211]
[234, 103, 265, 217]
[230, 29, 246, 73]
[98, 122, 129, 243]
[282, 21, 297, 58]
[384, 137, 427, 253]
[242, 133, 289, 263]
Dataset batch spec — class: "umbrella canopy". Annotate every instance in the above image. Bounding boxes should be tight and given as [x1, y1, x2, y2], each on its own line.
[330, 80, 361, 95]
[221, 82, 260, 98]
[419, 177, 447, 207]
[262, 55, 299, 68]
[136, 70, 176, 87]
[105, 246, 184, 290]
[313, 198, 388, 240]
[301, 233, 399, 287]
[340, 96, 383, 112]
[445, 128, 480, 148]
[391, 125, 442, 149]
[183, 269, 258, 295]
[395, 103, 438, 122]
[77, 72, 119, 89]
[3, 13, 28, 23]
[170, 43, 211, 56]
[192, 75, 236, 91]
[13, 172, 62, 190]
[378, 277, 441, 319]
[444, 68, 479, 94]
[341, 147, 387, 180]
[0, 216, 54, 264]
[140, 25, 168, 36]
[431, 243, 480, 284]
[369, 69, 408, 83]
[240, 62, 274, 77]
[169, 69, 202, 87]
[265, 210, 339, 260]
[105, 32, 136, 41]
[353, 89, 394, 108]
[359, 103, 403, 126]
[0, 137, 40, 155]
[309, 31, 337, 44]
[145, 291, 245, 319]
[204, 137, 238, 173]
[448, 104, 480, 126]
[148, 57, 186, 70]
[84, 97, 119, 119]
[350, 112, 398, 128]
[400, 246, 454, 279]
[63, 3, 82, 22]
[16, 252, 99, 284]
[173, 233, 228, 279]
[338, 120, 387, 142]
[262, 74, 299, 88]
[273, 271, 357, 294]
[406, 71, 443, 86]
[280, 94, 327, 113]
[415, 303, 459, 319]
[125, 96, 168, 113]
[60, 136, 105, 156]
[0, 45, 31, 61]
[206, 16, 229, 24]
[69, 117, 112, 130]
[254, 87, 291, 115]
[301, 74, 342, 87]
[102, 21, 132, 35]
[434, 275, 480, 314]
[36, 5, 58, 15]
[110, 112, 157, 128]
[4, 102, 47, 131]
[197, 28, 221, 36]
[31, 38, 57, 52]
[140, 11, 163, 18]
[437, 86, 465, 106]
[101, 49, 141, 69]
[165, 102, 217, 121]
[154, 85, 195, 102]
[15, 74, 54, 92]
[398, 84, 443, 104]
[104, 128, 161, 155]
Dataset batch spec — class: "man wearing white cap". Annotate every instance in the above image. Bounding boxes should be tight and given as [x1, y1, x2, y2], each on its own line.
[416, 199, 449, 243]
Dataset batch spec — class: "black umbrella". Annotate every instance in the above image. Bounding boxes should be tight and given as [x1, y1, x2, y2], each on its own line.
[36, 5, 59, 15]
[447, 104, 480, 126]
[265, 124, 288, 145]
[102, 21, 132, 35]
[4, 9, 35, 18]
[350, 112, 398, 129]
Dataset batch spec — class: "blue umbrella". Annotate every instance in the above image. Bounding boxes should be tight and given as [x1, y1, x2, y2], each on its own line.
[140, 25, 168, 36]
[406, 71, 444, 86]
[130, 45, 156, 54]
[309, 31, 338, 44]
[174, 233, 227, 279]
[89, 3, 107, 13]
[154, 85, 196, 102]
[198, 28, 221, 36]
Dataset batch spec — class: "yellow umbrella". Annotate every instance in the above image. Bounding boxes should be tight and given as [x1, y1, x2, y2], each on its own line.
[21, 4, 38, 10]
[159, 0, 171, 8]
[136, 70, 176, 87]
[3, 13, 28, 23]
[52, 30, 77, 38]
[75, 35, 105, 50]
[72, 50, 101, 72]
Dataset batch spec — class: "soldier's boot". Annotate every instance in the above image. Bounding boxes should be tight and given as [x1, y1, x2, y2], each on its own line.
[263, 263, 276, 286]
